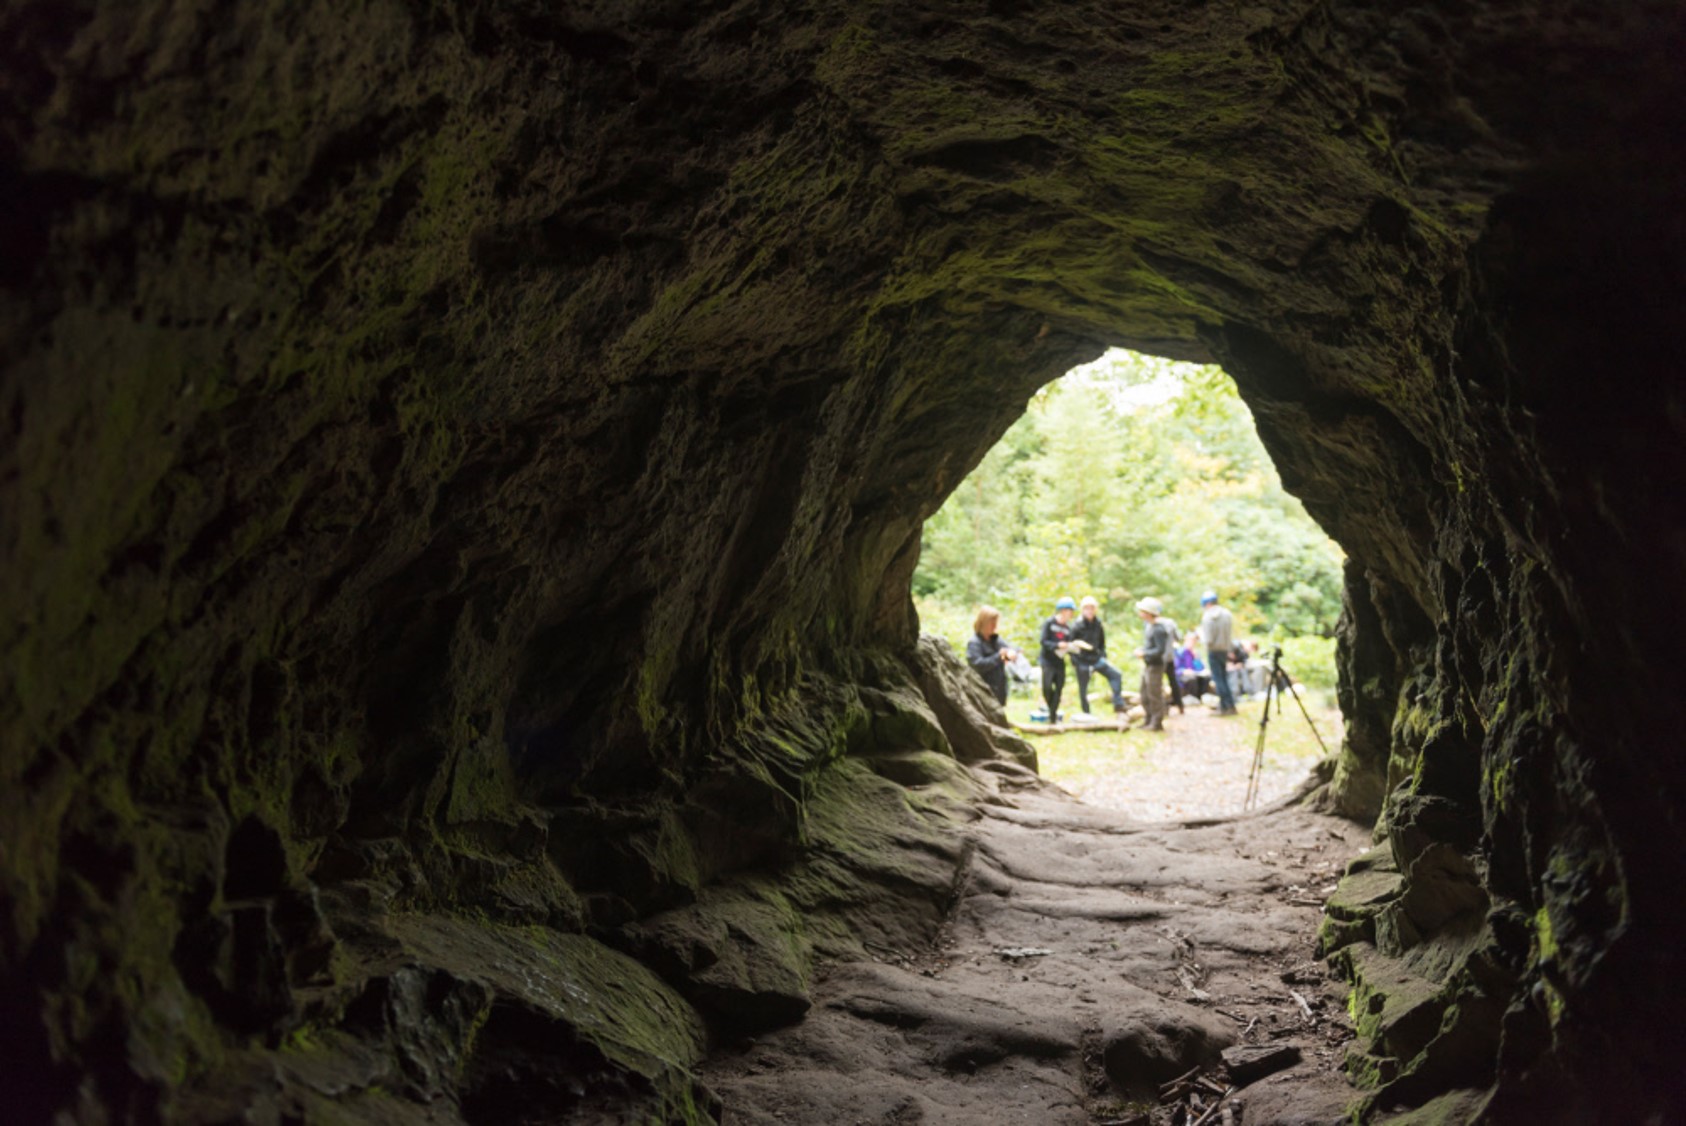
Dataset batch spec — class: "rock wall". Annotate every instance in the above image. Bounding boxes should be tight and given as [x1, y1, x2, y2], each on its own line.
[2, 1, 1683, 1121]
[1311, 138, 1686, 1120]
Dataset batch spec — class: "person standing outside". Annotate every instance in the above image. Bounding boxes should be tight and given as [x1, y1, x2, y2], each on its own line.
[1070, 596, 1127, 715]
[1160, 611, 1185, 715]
[1198, 591, 1238, 715]
[1038, 597, 1078, 722]
[1133, 597, 1173, 731]
[966, 605, 1020, 706]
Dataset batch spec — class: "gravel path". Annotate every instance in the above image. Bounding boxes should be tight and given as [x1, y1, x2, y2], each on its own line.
[1025, 699, 1342, 823]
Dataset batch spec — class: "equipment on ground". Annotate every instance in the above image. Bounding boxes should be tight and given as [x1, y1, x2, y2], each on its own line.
[1244, 646, 1332, 810]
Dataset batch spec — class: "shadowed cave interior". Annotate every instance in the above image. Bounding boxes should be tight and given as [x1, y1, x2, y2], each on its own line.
[2, 2, 1685, 1123]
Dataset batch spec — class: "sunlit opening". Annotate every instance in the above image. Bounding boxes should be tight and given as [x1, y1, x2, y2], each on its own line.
[914, 348, 1345, 820]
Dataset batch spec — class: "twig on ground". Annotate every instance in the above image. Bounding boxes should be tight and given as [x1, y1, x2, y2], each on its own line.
[1158, 1065, 1201, 1103]
[1178, 965, 1212, 1001]
[1290, 989, 1315, 1023]
[1189, 1088, 1237, 1126]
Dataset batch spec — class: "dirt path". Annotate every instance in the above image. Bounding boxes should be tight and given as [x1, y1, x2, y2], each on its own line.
[703, 779, 1365, 1124]
[1025, 699, 1343, 823]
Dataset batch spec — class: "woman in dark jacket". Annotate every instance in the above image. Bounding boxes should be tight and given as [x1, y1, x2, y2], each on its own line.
[965, 605, 1019, 705]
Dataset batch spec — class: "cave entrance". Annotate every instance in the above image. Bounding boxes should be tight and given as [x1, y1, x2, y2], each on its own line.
[913, 347, 1345, 820]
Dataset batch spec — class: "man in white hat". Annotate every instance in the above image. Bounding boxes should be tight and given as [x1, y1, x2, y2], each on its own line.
[1133, 597, 1173, 731]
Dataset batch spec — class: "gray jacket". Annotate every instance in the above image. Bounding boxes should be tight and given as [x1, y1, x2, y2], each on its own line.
[1199, 604, 1235, 651]
[1140, 619, 1173, 666]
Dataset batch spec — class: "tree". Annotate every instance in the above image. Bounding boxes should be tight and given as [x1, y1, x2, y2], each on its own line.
[915, 349, 1345, 652]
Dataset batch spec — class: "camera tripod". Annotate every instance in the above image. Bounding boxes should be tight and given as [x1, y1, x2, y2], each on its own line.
[1244, 646, 1332, 810]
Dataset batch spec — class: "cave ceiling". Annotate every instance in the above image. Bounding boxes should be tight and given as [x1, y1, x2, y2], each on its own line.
[2, 0, 1684, 1122]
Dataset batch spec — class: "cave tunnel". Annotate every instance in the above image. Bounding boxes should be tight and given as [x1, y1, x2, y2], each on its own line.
[3, 2, 1685, 1123]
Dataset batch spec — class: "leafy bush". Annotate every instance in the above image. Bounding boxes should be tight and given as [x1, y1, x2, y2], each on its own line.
[1276, 635, 1337, 690]
[913, 595, 978, 651]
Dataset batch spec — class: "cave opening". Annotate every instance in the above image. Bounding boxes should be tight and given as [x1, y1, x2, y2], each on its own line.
[4, 3, 1685, 1123]
[914, 346, 1348, 820]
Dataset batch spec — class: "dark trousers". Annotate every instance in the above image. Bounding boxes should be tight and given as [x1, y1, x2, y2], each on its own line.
[1042, 662, 1065, 720]
[1140, 662, 1167, 729]
[1165, 661, 1183, 712]
[1075, 659, 1126, 712]
[1210, 648, 1237, 712]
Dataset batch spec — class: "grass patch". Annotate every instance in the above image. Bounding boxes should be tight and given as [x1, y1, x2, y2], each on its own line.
[1004, 688, 1339, 807]
[1002, 695, 1154, 794]
[1237, 694, 1341, 764]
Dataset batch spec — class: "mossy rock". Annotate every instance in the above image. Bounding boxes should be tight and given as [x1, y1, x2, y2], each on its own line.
[1325, 865, 1405, 924]
[627, 887, 815, 1035]
[383, 916, 710, 1121]
[857, 684, 952, 755]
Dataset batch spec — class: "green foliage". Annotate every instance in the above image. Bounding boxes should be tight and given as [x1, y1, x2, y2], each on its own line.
[910, 596, 979, 653]
[1277, 636, 1338, 691]
[916, 349, 1344, 656]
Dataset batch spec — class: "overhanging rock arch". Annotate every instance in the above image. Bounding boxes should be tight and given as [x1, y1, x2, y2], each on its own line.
[1, 1, 1682, 1121]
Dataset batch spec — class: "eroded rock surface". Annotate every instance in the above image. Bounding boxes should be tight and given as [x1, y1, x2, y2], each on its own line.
[3, 0, 1685, 1121]
[705, 782, 1366, 1124]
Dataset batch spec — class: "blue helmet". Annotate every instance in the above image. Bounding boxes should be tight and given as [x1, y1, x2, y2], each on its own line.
[1055, 596, 1077, 611]
[1200, 591, 1219, 605]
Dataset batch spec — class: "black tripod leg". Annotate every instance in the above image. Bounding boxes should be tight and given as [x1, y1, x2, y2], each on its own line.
[1275, 661, 1333, 759]
[1247, 706, 1269, 809]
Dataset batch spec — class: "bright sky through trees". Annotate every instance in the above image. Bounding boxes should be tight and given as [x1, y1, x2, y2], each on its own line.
[914, 349, 1345, 683]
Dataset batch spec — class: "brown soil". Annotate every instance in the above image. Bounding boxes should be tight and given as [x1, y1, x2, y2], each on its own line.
[703, 778, 1367, 1124]
[1051, 702, 1344, 823]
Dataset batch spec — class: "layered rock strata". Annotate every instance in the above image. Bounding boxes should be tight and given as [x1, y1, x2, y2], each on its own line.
[3, 1, 1683, 1121]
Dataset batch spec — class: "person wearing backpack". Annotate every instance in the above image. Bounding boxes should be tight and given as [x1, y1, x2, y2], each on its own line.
[1133, 597, 1173, 731]
[1160, 612, 1185, 715]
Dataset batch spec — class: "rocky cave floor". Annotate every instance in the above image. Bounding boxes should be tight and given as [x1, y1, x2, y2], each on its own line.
[702, 780, 1366, 1125]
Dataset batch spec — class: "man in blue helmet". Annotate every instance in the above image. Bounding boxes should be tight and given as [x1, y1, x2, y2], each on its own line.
[1038, 596, 1077, 722]
[1198, 590, 1238, 715]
